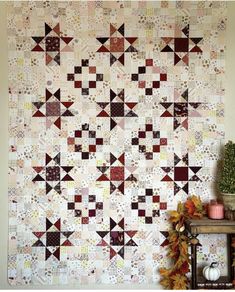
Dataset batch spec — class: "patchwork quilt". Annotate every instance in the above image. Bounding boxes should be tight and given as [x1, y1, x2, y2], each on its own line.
[7, 1, 226, 285]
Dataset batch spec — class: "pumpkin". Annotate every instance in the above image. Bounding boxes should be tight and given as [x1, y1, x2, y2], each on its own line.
[203, 262, 220, 281]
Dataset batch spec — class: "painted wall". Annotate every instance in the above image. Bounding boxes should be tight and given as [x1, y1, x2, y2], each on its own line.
[225, 2, 235, 141]
[0, 1, 235, 289]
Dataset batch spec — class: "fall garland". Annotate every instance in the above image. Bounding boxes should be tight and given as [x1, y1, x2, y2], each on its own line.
[159, 195, 206, 290]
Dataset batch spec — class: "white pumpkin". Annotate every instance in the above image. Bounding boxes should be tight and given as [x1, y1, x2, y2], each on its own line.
[203, 262, 220, 281]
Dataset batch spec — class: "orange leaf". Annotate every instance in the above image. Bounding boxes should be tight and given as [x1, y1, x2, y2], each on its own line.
[159, 268, 170, 277]
[191, 195, 202, 208]
[171, 273, 188, 290]
[160, 277, 172, 289]
[177, 201, 184, 214]
[169, 210, 181, 223]
[180, 241, 189, 254]
[185, 199, 196, 216]
[192, 211, 204, 219]
[169, 230, 179, 242]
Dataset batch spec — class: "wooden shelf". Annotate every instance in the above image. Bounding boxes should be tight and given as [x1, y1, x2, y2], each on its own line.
[197, 276, 233, 289]
[185, 217, 235, 234]
[185, 218, 235, 289]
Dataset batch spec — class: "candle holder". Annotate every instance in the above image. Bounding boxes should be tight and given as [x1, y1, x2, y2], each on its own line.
[208, 200, 224, 220]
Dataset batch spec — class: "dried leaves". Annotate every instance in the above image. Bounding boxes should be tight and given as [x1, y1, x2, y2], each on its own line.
[159, 195, 206, 290]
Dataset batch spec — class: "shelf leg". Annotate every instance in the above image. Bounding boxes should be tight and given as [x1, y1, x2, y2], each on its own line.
[228, 234, 235, 286]
[190, 235, 199, 290]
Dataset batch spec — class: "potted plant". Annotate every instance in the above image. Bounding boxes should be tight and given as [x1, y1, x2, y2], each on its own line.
[218, 141, 235, 211]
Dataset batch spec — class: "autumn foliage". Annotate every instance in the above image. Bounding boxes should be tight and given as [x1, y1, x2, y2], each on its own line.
[159, 196, 206, 290]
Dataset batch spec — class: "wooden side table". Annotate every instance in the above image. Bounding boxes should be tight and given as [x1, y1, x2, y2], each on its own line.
[185, 218, 235, 289]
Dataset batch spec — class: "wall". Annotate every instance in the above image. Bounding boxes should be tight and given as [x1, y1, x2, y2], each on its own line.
[0, 1, 235, 289]
[225, 1, 235, 141]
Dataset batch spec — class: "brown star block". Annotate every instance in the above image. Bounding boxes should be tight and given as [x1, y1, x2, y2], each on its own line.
[32, 23, 73, 65]
[161, 25, 203, 65]
[96, 23, 138, 66]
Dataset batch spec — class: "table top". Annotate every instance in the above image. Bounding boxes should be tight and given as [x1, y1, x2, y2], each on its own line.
[185, 217, 235, 234]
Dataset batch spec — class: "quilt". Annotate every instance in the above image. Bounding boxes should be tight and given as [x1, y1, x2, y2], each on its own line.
[7, 1, 226, 285]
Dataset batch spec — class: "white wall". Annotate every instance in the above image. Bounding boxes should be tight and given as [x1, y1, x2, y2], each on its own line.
[225, 2, 235, 141]
[1, 1, 235, 289]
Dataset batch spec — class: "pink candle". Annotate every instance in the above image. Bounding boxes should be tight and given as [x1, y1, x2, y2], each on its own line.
[208, 201, 224, 219]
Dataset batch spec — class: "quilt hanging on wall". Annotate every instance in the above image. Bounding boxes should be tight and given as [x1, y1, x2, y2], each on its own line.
[8, 1, 226, 285]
